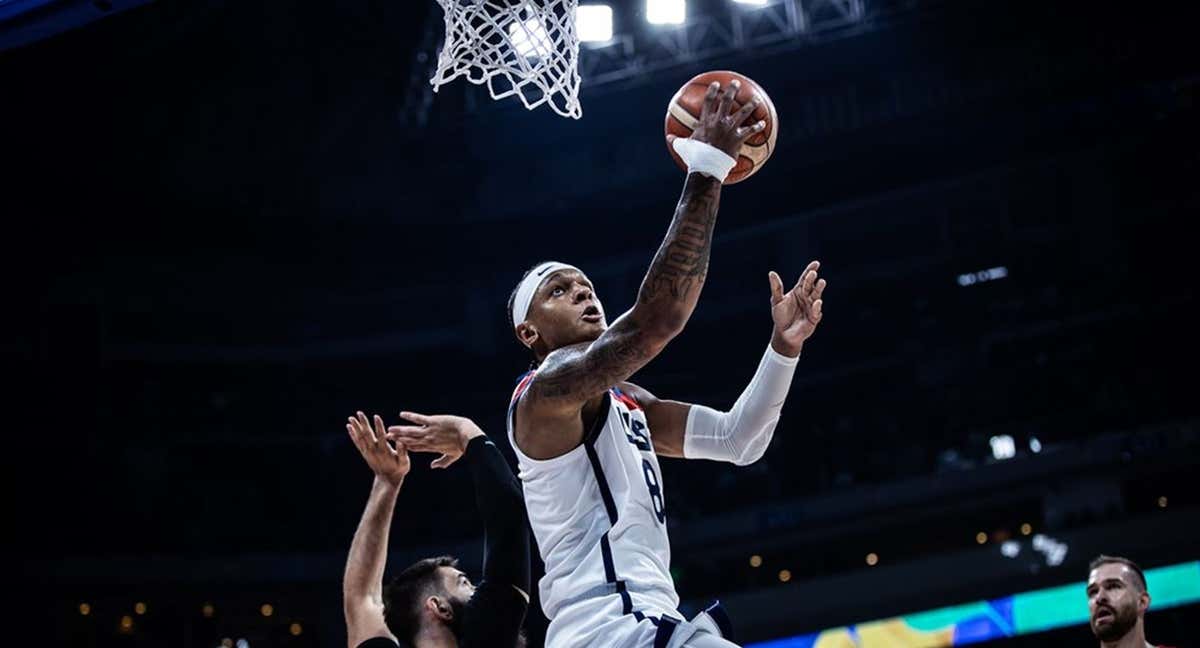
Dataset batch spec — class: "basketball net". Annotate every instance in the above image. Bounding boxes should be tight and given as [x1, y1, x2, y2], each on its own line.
[431, 0, 583, 119]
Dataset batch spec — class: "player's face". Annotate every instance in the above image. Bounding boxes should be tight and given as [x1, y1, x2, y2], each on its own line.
[1086, 563, 1146, 641]
[440, 566, 476, 604]
[527, 270, 607, 350]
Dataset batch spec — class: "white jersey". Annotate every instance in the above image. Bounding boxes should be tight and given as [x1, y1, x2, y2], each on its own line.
[508, 373, 696, 648]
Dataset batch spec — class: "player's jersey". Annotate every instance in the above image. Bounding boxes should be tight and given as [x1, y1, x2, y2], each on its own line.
[508, 372, 685, 647]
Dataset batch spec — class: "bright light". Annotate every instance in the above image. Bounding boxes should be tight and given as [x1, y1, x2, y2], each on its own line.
[733, 0, 769, 5]
[957, 266, 1009, 287]
[135, 602, 147, 616]
[1001, 540, 1021, 558]
[1158, 496, 1168, 508]
[749, 555, 763, 568]
[289, 623, 303, 636]
[508, 14, 553, 58]
[79, 603, 91, 616]
[990, 434, 1016, 460]
[647, 0, 685, 25]
[1021, 523, 1033, 536]
[1032, 534, 1069, 566]
[976, 532, 987, 545]
[236, 640, 250, 648]
[778, 569, 792, 582]
[1029, 437, 1042, 454]
[577, 5, 613, 42]
[260, 604, 274, 617]
[865, 553, 879, 566]
[119, 616, 134, 633]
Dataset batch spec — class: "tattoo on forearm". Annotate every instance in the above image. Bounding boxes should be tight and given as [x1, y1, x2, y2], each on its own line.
[527, 175, 722, 406]
[640, 175, 720, 303]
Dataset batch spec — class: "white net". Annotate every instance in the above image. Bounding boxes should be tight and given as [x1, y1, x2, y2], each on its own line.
[431, 0, 582, 119]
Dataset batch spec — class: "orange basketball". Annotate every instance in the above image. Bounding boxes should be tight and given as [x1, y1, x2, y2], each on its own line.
[665, 70, 778, 184]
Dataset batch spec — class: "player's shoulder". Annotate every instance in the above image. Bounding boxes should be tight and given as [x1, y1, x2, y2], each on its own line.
[509, 370, 537, 407]
[615, 381, 658, 409]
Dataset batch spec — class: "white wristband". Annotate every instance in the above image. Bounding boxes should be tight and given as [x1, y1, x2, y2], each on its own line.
[672, 138, 737, 182]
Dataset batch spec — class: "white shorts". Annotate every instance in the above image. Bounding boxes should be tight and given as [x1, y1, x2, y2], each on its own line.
[545, 593, 738, 648]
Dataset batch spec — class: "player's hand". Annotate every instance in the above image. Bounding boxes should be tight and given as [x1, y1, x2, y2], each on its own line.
[768, 260, 825, 357]
[387, 412, 486, 469]
[347, 411, 410, 487]
[671, 80, 765, 160]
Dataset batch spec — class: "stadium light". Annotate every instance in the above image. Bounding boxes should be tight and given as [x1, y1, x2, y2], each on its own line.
[1032, 534, 1068, 566]
[733, 0, 770, 5]
[509, 15, 553, 58]
[989, 434, 1016, 460]
[957, 265, 1009, 287]
[647, 0, 685, 25]
[577, 5, 614, 42]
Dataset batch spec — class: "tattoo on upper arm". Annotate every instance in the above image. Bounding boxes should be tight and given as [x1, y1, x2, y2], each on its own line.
[531, 329, 653, 400]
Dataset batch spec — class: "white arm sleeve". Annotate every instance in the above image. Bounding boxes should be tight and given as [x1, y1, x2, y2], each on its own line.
[683, 344, 799, 465]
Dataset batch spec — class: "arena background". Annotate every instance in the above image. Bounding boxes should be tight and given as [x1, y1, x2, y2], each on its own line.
[3, 0, 1197, 646]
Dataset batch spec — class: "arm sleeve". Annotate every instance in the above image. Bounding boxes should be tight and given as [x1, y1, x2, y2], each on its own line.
[683, 344, 799, 465]
[461, 581, 528, 648]
[462, 435, 531, 594]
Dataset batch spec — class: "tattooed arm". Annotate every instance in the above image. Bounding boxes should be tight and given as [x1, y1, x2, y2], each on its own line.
[517, 81, 767, 459]
[528, 172, 722, 405]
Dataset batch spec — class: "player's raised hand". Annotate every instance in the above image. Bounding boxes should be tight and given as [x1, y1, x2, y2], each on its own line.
[768, 260, 826, 357]
[347, 411, 410, 486]
[677, 80, 765, 159]
[387, 412, 486, 469]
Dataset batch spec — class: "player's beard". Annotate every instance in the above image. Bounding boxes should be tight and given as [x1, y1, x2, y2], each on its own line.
[1091, 603, 1137, 642]
[447, 597, 527, 648]
[447, 597, 469, 641]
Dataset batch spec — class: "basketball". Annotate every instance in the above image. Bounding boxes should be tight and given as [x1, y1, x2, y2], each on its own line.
[665, 70, 778, 184]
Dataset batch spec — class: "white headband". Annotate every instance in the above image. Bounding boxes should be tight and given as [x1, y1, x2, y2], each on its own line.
[511, 261, 581, 328]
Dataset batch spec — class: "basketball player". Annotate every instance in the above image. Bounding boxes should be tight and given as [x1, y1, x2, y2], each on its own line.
[502, 80, 823, 648]
[343, 411, 530, 648]
[1087, 555, 1175, 648]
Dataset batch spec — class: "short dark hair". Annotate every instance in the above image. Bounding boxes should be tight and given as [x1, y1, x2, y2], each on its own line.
[1089, 555, 1148, 592]
[383, 556, 458, 643]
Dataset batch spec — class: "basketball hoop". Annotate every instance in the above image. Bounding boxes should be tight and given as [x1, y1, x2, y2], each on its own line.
[431, 0, 583, 119]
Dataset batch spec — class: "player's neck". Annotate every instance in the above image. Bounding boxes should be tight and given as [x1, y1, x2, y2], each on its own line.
[1099, 622, 1150, 648]
[413, 624, 458, 648]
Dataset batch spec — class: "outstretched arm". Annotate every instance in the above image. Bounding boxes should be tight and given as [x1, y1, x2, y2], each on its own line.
[628, 261, 826, 464]
[388, 412, 531, 599]
[343, 412, 410, 648]
[389, 413, 530, 646]
[526, 81, 766, 413]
